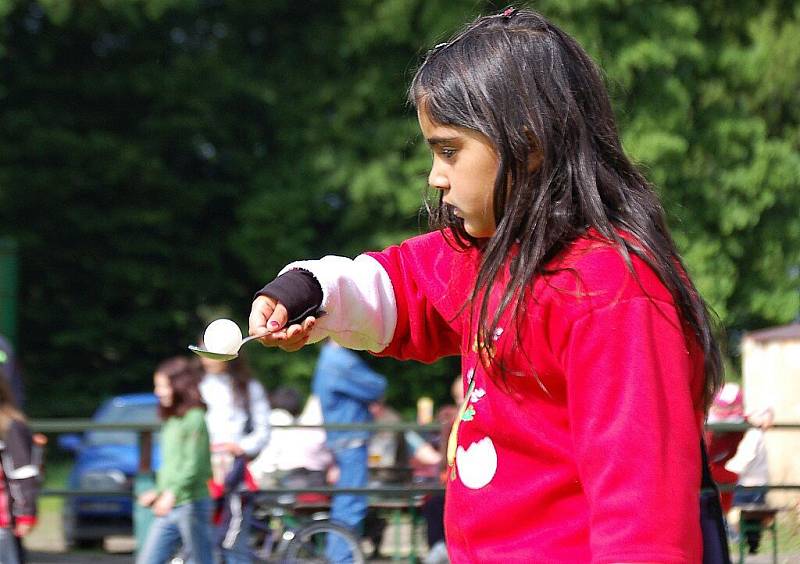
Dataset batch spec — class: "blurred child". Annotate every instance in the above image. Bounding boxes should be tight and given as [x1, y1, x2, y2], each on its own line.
[198, 351, 270, 564]
[0, 369, 38, 564]
[137, 356, 212, 564]
[249, 387, 332, 492]
[705, 383, 747, 513]
[727, 403, 773, 554]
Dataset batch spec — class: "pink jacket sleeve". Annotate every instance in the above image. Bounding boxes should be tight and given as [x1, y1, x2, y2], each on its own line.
[367, 231, 466, 363]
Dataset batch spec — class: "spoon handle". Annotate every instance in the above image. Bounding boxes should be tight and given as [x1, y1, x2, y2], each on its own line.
[240, 334, 261, 345]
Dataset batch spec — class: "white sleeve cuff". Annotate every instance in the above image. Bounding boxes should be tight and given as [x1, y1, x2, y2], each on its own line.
[7, 464, 38, 480]
[280, 254, 397, 352]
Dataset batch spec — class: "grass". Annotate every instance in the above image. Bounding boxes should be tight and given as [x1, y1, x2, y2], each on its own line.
[776, 513, 800, 553]
[39, 457, 72, 515]
[728, 510, 800, 557]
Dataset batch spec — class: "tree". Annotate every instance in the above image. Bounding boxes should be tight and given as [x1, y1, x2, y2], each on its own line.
[0, 0, 797, 416]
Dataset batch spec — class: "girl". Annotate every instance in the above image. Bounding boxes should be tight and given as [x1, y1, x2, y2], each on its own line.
[0, 370, 38, 564]
[198, 351, 270, 564]
[248, 8, 723, 562]
[137, 356, 212, 564]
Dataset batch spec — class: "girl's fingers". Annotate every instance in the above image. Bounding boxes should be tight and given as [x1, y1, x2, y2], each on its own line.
[282, 335, 310, 353]
[286, 316, 316, 339]
[278, 318, 316, 351]
[266, 303, 289, 333]
[285, 322, 304, 340]
[249, 295, 276, 336]
[249, 296, 293, 347]
[251, 313, 315, 350]
[302, 316, 317, 332]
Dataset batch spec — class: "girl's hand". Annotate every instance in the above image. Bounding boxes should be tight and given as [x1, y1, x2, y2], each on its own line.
[137, 490, 159, 507]
[152, 490, 176, 516]
[326, 465, 340, 485]
[212, 442, 245, 457]
[249, 295, 316, 352]
[14, 521, 33, 537]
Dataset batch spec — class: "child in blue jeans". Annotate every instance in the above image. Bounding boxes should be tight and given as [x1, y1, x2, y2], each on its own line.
[137, 357, 213, 564]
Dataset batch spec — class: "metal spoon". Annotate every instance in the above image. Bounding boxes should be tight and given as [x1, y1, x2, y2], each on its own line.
[188, 334, 263, 361]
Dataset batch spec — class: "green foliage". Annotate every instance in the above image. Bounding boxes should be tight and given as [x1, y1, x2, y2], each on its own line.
[539, 0, 800, 339]
[0, 0, 797, 416]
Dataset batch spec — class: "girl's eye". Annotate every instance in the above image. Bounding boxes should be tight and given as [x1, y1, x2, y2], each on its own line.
[440, 147, 457, 159]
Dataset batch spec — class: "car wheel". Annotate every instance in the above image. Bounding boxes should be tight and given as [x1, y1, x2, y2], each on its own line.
[73, 538, 104, 550]
[62, 504, 103, 550]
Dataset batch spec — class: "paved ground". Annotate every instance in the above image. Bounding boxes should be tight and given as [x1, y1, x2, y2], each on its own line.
[22, 508, 800, 563]
[24, 507, 423, 563]
[29, 552, 132, 563]
[25, 548, 800, 564]
[26, 509, 134, 562]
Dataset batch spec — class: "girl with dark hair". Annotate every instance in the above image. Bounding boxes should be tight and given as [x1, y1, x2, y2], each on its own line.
[0, 369, 38, 564]
[249, 7, 723, 562]
[198, 351, 270, 564]
[137, 357, 212, 564]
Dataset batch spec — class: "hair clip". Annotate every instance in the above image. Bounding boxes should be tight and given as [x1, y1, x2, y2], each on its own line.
[425, 41, 449, 59]
[501, 7, 517, 19]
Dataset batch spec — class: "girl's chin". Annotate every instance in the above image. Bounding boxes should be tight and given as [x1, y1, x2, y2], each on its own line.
[464, 223, 495, 239]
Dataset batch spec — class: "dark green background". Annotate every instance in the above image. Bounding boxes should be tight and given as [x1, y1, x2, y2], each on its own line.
[0, 0, 798, 417]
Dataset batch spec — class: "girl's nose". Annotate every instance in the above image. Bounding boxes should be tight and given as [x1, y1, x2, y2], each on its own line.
[428, 166, 449, 191]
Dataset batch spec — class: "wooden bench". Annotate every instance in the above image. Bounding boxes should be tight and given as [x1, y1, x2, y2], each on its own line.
[369, 495, 427, 563]
[735, 504, 780, 564]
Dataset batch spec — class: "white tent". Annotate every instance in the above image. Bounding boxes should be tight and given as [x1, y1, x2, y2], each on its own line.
[741, 323, 800, 506]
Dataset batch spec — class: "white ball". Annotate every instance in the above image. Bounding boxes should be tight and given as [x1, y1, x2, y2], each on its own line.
[203, 319, 243, 354]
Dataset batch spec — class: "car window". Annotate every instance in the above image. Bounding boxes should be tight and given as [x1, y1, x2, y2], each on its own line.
[86, 402, 160, 447]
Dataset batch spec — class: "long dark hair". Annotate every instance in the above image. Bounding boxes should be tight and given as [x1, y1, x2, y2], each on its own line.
[0, 367, 24, 437]
[156, 356, 205, 420]
[197, 334, 253, 408]
[409, 8, 722, 408]
[226, 355, 252, 409]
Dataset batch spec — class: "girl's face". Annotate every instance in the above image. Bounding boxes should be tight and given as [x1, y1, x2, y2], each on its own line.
[153, 372, 173, 407]
[418, 108, 500, 238]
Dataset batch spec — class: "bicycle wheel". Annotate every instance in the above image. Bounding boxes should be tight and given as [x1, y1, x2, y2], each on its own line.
[279, 521, 365, 564]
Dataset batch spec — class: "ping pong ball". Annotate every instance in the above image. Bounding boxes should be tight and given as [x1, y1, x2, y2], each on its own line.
[203, 319, 243, 355]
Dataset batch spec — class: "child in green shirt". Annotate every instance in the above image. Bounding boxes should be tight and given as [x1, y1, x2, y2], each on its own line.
[137, 357, 213, 564]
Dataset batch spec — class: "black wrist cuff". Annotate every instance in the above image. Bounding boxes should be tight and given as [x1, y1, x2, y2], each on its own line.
[256, 268, 324, 326]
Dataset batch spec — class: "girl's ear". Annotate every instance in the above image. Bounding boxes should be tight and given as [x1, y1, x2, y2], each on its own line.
[524, 131, 543, 172]
[527, 149, 543, 173]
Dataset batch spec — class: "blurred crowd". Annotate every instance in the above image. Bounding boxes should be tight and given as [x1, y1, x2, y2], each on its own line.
[136, 337, 457, 563]
[0, 328, 794, 563]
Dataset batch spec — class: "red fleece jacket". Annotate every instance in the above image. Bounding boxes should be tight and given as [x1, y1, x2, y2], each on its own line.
[368, 231, 705, 563]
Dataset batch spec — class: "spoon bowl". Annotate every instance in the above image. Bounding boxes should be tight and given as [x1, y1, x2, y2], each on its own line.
[188, 334, 262, 361]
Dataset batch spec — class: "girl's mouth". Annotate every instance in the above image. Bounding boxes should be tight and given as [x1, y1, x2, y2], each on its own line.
[444, 202, 460, 216]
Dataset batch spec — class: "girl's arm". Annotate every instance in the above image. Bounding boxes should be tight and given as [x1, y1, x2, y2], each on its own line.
[1, 420, 39, 532]
[249, 231, 463, 361]
[160, 409, 211, 501]
[276, 254, 399, 352]
[724, 428, 761, 475]
[327, 350, 387, 402]
[238, 380, 271, 458]
[562, 295, 702, 562]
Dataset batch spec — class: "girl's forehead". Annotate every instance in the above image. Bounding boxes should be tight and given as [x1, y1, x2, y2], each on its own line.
[418, 109, 496, 151]
[417, 106, 441, 128]
[417, 109, 462, 137]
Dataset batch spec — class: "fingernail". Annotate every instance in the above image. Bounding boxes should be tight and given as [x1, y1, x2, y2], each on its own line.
[269, 320, 280, 329]
[308, 320, 315, 329]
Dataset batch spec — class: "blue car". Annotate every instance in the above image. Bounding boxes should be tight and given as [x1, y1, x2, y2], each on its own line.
[59, 393, 161, 548]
